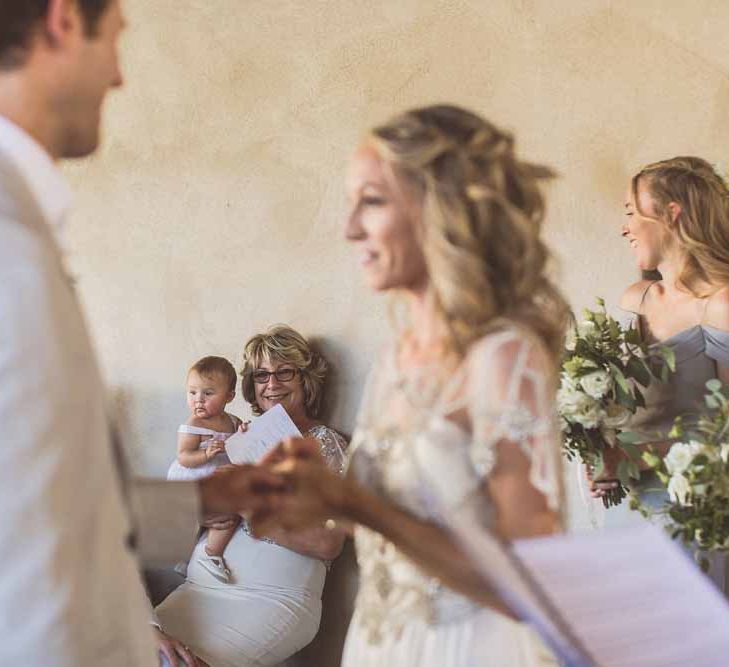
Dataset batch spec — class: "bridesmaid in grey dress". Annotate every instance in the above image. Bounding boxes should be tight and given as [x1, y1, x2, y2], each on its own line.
[591, 156, 729, 591]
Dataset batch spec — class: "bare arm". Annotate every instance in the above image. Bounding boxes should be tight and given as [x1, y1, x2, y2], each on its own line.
[258, 525, 345, 561]
[177, 431, 222, 468]
[255, 436, 556, 614]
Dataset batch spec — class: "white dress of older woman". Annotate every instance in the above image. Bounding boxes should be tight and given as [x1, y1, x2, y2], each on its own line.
[155, 425, 346, 667]
[341, 328, 561, 666]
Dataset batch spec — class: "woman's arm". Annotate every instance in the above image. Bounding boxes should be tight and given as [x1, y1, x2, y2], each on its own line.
[258, 525, 346, 561]
[255, 436, 556, 614]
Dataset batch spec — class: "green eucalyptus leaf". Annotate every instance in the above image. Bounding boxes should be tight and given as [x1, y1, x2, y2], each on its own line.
[660, 346, 676, 373]
[642, 450, 662, 468]
[609, 362, 630, 393]
[706, 379, 723, 393]
[625, 328, 642, 346]
[617, 431, 646, 445]
[618, 441, 641, 461]
[617, 460, 631, 485]
[668, 418, 684, 439]
[626, 357, 651, 387]
[706, 395, 721, 410]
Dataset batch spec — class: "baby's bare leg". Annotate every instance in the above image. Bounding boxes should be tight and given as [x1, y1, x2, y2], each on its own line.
[204, 518, 241, 557]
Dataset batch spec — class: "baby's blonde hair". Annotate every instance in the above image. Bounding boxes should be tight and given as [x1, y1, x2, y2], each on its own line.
[369, 104, 569, 361]
[633, 156, 729, 297]
[188, 356, 236, 393]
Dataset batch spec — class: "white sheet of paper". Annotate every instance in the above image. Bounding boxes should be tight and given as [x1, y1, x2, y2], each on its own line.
[224, 404, 302, 464]
[449, 505, 594, 666]
[511, 525, 729, 667]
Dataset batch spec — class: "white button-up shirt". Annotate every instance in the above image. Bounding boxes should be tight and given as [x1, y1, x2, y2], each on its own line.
[0, 114, 198, 666]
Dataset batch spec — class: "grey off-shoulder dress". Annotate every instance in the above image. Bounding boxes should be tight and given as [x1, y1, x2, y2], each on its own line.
[607, 310, 729, 592]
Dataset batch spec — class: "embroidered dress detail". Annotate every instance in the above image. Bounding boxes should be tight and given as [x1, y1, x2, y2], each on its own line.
[344, 326, 563, 652]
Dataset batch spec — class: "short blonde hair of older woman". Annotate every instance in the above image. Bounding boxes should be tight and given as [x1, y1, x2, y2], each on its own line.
[240, 325, 329, 417]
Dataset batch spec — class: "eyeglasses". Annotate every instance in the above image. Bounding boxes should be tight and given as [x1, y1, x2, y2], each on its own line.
[252, 368, 298, 384]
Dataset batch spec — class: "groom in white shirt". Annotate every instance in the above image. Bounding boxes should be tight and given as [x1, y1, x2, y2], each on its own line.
[0, 1, 280, 665]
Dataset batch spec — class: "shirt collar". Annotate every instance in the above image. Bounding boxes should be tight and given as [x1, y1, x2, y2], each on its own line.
[0, 114, 73, 251]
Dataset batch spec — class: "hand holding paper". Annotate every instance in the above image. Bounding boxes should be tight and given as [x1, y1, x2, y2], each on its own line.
[225, 404, 302, 464]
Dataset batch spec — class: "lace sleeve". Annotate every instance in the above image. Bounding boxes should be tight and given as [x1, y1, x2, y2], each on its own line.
[310, 425, 348, 476]
[465, 329, 563, 511]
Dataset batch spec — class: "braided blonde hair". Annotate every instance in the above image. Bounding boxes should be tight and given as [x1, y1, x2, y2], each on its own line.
[632, 156, 729, 297]
[369, 105, 569, 361]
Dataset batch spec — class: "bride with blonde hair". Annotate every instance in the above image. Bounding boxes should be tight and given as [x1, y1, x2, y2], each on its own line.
[252, 104, 570, 665]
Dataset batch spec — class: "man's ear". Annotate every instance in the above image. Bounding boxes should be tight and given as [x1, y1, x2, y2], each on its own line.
[43, 0, 84, 49]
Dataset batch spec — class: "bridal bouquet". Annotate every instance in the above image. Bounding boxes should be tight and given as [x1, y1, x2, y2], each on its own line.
[558, 298, 675, 508]
[641, 380, 729, 570]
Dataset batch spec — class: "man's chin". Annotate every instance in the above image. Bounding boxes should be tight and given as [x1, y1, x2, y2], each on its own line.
[60, 126, 101, 159]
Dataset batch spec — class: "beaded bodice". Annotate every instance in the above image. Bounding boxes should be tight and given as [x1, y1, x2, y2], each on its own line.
[347, 328, 562, 642]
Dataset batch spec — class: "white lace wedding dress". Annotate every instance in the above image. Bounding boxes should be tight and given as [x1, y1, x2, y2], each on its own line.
[341, 326, 563, 666]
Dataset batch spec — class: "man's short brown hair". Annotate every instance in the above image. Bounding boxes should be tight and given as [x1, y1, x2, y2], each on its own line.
[0, 0, 113, 69]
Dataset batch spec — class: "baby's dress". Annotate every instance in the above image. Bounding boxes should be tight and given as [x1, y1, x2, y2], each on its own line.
[166, 415, 240, 481]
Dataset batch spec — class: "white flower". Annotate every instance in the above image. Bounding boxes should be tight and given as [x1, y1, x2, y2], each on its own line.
[664, 441, 705, 475]
[557, 376, 586, 412]
[720, 443, 729, 463]
[692, 483, 708, 497]
[577, 320, 598, 339]
[565, 328, 577, 352]
[668, 473, 691, 506]
[580, 370, 612, 400]
[603, 402, 632, 428]
[558, 375, 605, 428]
[571, 400, 604, 429]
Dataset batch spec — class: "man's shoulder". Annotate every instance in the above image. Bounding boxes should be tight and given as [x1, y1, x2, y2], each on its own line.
[0, 213, 52, 267]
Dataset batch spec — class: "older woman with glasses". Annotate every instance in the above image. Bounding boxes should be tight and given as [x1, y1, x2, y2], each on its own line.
[155, 325, 347, 667]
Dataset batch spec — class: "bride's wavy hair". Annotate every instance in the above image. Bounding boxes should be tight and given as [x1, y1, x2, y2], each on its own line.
[368, 104, 570, 361]
[633, 156, 729, 297]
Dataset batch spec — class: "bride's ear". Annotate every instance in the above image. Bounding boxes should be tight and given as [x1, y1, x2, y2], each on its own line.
[666, 202, 682, 225]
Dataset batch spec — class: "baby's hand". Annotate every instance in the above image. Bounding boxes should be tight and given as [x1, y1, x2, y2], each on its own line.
[206, 439, 226, 460]
[238, 420, 251, 433]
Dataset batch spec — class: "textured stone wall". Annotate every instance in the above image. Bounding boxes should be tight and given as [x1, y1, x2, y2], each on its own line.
[64, 0, 729, 521]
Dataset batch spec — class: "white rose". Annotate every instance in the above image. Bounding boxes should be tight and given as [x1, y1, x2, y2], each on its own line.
[571, 400, 604, 429]
[668, 473, 691, 506]
[692, 483, 708, 497]
[557, 376, 588, 415]
[603, 401, 632, 428]
[565, 328, 577, 352]
[580, 370, 612, 400]
[664, 441, 705, 475]
[577, 320, 598, 339]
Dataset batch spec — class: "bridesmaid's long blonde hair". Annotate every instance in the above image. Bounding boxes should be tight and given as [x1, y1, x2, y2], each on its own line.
[633, 156, 729, 297]
[369, 105, 569, 362]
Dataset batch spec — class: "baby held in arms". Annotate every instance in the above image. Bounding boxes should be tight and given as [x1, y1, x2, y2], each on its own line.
[167, 356, 246, 583]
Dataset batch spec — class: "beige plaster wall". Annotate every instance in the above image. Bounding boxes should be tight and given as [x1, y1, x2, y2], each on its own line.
[63, 0, 729, 512]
